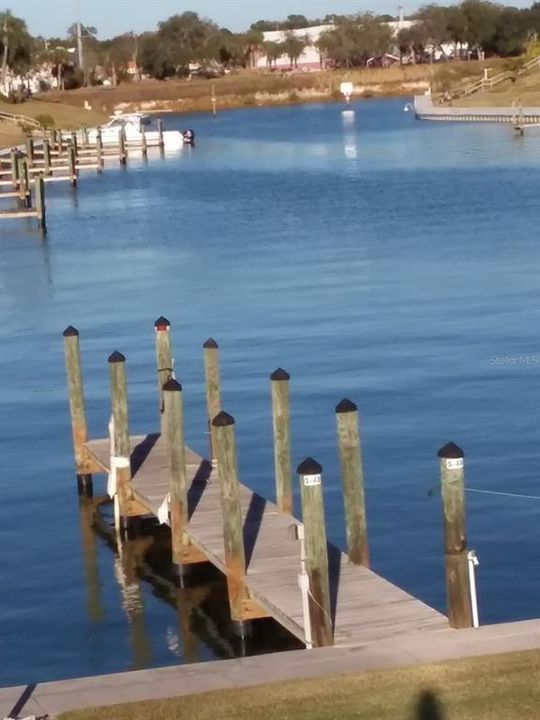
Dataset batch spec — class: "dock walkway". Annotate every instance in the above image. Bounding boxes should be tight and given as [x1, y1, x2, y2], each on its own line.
[414, 94, 540, 123]
[85, 434, 446, 647]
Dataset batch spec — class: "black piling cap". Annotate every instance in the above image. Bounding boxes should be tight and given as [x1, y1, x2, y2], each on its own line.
[270, 367, 290, 381]
[437, 442, 465, 459]
[203, 338, 219, 349]
[297, 457, 323, 475]
[63, 325, 79, 337]
[212, 410, 235, 427]
[163, 378, 182, 392]
[336, 398, 357, 414]
[108, 350, 126, 363]
[154, 316, 170, 329]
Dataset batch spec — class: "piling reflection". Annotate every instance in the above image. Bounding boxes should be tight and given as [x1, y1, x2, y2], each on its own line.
[78, 497, 104, 623]
[342, 110, 358, 160]
[114, 538, 153, 670]
[84, 503, 302, 671]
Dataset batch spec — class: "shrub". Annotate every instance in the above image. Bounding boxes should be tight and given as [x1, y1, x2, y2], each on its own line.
[35, 113, 55, 129]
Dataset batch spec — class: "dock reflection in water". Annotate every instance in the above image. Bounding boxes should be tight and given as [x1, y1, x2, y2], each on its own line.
[78, 497, 301, 670]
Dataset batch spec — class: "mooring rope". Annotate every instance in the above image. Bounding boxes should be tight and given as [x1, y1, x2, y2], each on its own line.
[466, 487, 540, 501]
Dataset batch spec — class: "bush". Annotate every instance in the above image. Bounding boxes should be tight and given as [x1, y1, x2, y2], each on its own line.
[35, 113, 55, 129]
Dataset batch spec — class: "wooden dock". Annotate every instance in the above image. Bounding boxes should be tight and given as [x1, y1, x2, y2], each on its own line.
[60, 318, 476, 653]
[0, 120, 172, 230]
[83, 434, 447, 647]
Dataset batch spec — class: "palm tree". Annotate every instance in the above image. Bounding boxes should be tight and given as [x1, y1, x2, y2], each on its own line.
[0, 10, 30, 88]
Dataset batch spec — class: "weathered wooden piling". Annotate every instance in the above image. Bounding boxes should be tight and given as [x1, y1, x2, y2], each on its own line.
[157, 119, 164, 153]
[68, 144, 77, 188]
[25, 135, 34, 165]
[141, 125, 147, 158]
[119, 127, 127, 165]
[63, 326, 91, 493]
[297, 457, 333, 647]
[154, 316, 173, 431]
[71, 131, 78, 155]
[10, 148, 18, 188]
[96, 129, 104, 173]
[108, 350, 133, 532]
[35, 175, 46, 231]
[335, 398, 369, 566]
[42, 139, 52, 175]
[212, 411, 248, 621]
[203, 338, 221, 464]
[270, 368, 292, 514]
[82, 126, 89, 148]
[17, 157, 30, 206]
[163, 379, 190, 571]
[438, 442, 473, 629]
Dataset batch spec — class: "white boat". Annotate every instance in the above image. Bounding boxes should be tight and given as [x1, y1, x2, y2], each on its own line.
[84, 112, 193, 150]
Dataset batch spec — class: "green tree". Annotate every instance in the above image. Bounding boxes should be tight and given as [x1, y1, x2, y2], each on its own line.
[283, 14, 310, 30]
[281, 31, 307, 68]
[318, 14, 393, 68]
[157, 12, 219, 72]
[263, 40, 283, 68]
[460, 0, 502, 57]
[0, 10, 32, 86]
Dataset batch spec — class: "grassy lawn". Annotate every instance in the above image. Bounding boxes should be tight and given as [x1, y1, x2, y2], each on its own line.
[59, 649, 540, 720]
[0, 99, 108, 149]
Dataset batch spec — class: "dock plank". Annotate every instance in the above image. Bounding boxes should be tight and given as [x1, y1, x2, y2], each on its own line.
[85, 434, 447, 647]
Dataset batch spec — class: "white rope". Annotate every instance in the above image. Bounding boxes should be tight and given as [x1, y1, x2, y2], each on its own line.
[467, 487, 540, 501]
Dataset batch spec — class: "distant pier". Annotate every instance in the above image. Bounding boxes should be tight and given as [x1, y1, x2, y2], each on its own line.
[414, 94, 540, 125]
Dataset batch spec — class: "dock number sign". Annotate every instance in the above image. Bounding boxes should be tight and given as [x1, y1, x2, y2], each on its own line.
[303, 473, 322, 486]
[446, 458, 464, 470]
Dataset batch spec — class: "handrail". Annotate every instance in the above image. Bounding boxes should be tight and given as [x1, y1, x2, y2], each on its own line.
[0, 111, 41, 129]
[461, 55, 540, 97]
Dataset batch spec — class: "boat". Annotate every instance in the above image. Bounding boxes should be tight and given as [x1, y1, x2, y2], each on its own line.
[84, 112, 194, 150]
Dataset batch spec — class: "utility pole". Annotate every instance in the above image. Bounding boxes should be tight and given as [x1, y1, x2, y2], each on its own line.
[77, 22, 84, 73]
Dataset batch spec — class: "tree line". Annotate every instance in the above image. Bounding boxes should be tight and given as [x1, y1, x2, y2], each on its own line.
[3, 1, 540, 96]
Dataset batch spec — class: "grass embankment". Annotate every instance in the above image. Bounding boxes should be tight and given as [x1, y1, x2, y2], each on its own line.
[59, 649, 540, 720]
[432, 55, 540, 107]
[456, 71, 540, 107]
[36, 62, 492, 115]
[0, 98, 107, 149]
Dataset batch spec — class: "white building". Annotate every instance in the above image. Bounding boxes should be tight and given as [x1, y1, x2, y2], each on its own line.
[256, 18, 429, 70]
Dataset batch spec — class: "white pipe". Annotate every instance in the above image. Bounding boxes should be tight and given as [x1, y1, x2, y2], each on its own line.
[468, 550, 480, 628]
[297, 524, 313, 649]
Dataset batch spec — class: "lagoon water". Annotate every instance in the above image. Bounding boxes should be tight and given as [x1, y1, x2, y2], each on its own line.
[1, 97, 540, 686]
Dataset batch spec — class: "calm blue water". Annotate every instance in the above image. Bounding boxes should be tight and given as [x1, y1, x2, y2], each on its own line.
[1, 97, 540, 687]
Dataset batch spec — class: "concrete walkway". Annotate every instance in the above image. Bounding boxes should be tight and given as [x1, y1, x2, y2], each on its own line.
[2, 619, 540, 718]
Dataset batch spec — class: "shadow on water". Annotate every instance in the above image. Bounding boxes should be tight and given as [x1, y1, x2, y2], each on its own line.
[78, 496, 302, 671]
[415, 690, 446, 720]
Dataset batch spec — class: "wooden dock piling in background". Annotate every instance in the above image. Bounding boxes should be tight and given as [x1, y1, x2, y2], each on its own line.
[203, 339, 221, 464]
[336, 398, 369, 566]
[438, 442, 473, 629]
[270, 368, 293, 514]
[63, 326, 91, 493]
[154, 316, 173, 433]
